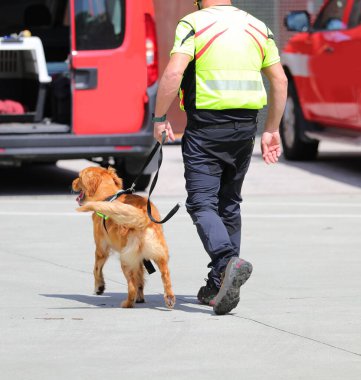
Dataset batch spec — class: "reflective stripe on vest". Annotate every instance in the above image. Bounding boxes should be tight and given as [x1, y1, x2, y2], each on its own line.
[205, 80, 263, 91]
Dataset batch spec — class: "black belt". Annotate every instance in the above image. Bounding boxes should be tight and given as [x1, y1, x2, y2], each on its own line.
[187, 121, 241, 130]
[187, 116, 258, 130]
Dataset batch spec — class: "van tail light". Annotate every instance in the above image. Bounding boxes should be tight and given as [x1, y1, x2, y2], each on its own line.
[145, 13, 159, 87]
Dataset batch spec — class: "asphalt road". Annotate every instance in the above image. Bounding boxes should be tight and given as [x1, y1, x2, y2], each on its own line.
[0, 138, 360, 379]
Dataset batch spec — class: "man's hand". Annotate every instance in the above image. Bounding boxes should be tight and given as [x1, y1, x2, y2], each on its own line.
[261, 131, 281, 164]
[154, 120, 175, 143]
[261, 62, 287, 165]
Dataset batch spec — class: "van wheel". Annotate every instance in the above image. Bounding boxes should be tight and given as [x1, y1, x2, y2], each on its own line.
[114, 160, 152, 191]
[280, 81, 319, 160]
[23, 160, 57, 166]
[122, 174, 152, 192]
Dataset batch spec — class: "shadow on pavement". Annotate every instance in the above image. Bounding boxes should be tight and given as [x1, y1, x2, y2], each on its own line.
[2, 150, 359, 196]
[255, 151, 361, 189]
[0, 164, 78, 196]
[41, 292, 215, 314]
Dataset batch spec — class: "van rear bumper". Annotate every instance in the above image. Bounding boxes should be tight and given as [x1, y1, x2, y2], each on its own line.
[0, 133, 157, 174]
[0, 132, 158, 176]
[0, 132, 154, 151]
[0, 135, 154, 158]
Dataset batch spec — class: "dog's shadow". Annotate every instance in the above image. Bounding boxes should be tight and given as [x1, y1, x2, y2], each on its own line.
[40, 292, 215, 314]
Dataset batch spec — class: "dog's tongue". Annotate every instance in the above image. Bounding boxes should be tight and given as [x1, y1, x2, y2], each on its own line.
[76, 191, 84, 203]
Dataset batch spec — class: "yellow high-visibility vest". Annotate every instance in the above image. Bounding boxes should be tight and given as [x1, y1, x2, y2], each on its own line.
[173, 7, 279, 111]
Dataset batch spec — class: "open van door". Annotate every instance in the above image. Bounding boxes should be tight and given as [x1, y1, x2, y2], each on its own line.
[69, 0, 147, 136]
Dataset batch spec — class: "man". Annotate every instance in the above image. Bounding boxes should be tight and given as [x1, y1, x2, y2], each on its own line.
[153, 0, 287, 315]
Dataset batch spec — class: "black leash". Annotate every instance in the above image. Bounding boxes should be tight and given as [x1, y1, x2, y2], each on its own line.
[99, 131, 180, 274]
[103, 132, 180, 223]
[131, 131, 181, 224]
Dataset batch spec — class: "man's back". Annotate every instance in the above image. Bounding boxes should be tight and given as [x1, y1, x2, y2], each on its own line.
[172, 5, 280, 122]
[182, 6, 271, 70]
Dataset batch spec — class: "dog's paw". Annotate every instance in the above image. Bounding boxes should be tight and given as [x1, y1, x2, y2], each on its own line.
[95, 285, 105, 295]
[121, 299, 135, 308]
[164, 294, 176, 309]
[136, 297, 145, 303]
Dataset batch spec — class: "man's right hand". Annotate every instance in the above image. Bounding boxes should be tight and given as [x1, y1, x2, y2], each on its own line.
[261, 131, 281, 164]
[153, 121, 175, 144]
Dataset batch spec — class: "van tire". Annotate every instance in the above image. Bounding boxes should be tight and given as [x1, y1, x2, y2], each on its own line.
[122, 174, 152, 192]
[23, 160, 57, 166]
[114, 160, 152, 192]
[280, 80, 319, 161]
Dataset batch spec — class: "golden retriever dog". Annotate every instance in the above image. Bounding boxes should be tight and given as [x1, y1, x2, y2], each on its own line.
[72, 166, 176, 309]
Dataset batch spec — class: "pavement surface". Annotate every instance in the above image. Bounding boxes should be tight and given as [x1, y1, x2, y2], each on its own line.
[0, 138, 360, 379]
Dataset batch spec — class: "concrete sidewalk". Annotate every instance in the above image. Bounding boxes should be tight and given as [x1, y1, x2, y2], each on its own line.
[0, 193, 361, 379]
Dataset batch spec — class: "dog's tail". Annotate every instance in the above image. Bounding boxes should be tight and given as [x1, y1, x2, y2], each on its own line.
[77, 202, 148, 230]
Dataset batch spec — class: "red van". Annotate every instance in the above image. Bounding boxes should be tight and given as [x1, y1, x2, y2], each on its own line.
[0, 0, 158, 189]
[281, 0, 361, 160]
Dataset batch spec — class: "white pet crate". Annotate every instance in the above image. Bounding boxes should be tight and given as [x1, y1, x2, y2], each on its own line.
[0, 36, 51, 122]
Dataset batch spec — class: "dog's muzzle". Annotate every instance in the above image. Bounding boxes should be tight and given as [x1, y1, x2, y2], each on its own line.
[76, 191, 85, 206]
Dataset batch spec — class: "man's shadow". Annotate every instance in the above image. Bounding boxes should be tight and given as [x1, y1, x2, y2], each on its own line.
[40, 292, 215, 314]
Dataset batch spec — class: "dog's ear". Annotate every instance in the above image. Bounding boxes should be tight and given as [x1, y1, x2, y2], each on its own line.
[81, 171, 102, 197]
[108, 167, 123, 189]
[72, 178, 80, 192]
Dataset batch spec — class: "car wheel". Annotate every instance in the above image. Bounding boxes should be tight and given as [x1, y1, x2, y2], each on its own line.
[280, 80, 319, 160]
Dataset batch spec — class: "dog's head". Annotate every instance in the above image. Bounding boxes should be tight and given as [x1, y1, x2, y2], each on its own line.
[72, 167, 123, 205]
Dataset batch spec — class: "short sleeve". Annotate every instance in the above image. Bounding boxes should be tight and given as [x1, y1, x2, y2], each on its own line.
[170, 20, 195, 59]
[262, 29, 280, 68]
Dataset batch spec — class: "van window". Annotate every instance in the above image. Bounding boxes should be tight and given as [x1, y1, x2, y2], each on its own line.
[74, 0, 125, 51]
[0, 0, 69, 62]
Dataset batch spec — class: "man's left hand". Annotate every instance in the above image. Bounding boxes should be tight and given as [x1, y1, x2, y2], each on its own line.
[261, 131, 281, 164]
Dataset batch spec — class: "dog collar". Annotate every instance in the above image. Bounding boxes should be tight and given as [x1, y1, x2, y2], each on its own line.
[96, 189, 134, 221]
[103, 188, 134, 203]
[96, 212, 109, 220]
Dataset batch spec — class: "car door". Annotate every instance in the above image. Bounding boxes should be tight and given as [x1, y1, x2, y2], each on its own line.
[70, 0, 147, 135]
[344, 0, 361, 129]
[307, 0, 361, 127]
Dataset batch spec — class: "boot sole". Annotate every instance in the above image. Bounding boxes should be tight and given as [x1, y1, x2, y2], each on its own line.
[213, 258, 253, 315]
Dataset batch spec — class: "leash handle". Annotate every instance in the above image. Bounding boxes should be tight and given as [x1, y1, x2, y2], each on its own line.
[146, 131, 180, 224]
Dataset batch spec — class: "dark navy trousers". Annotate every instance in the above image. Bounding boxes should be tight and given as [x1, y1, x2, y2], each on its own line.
[182, 121, 256, 288]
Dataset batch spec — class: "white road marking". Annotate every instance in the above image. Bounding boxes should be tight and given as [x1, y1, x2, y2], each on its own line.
[0, 199, 360, 207]
[176, 214, 361, 219]
[0, 212, 359, 218]
[0, 212, 87, 216]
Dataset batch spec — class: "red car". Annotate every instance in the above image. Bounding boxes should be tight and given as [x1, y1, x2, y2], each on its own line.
[0, 0, 158, 189]
[281, 0, 361, 160]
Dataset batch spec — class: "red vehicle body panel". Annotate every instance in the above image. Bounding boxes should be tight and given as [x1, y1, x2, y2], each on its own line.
[70, 0, 148, 135]
[0, 0, 158, 171]
[282, 0, 361, 132]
